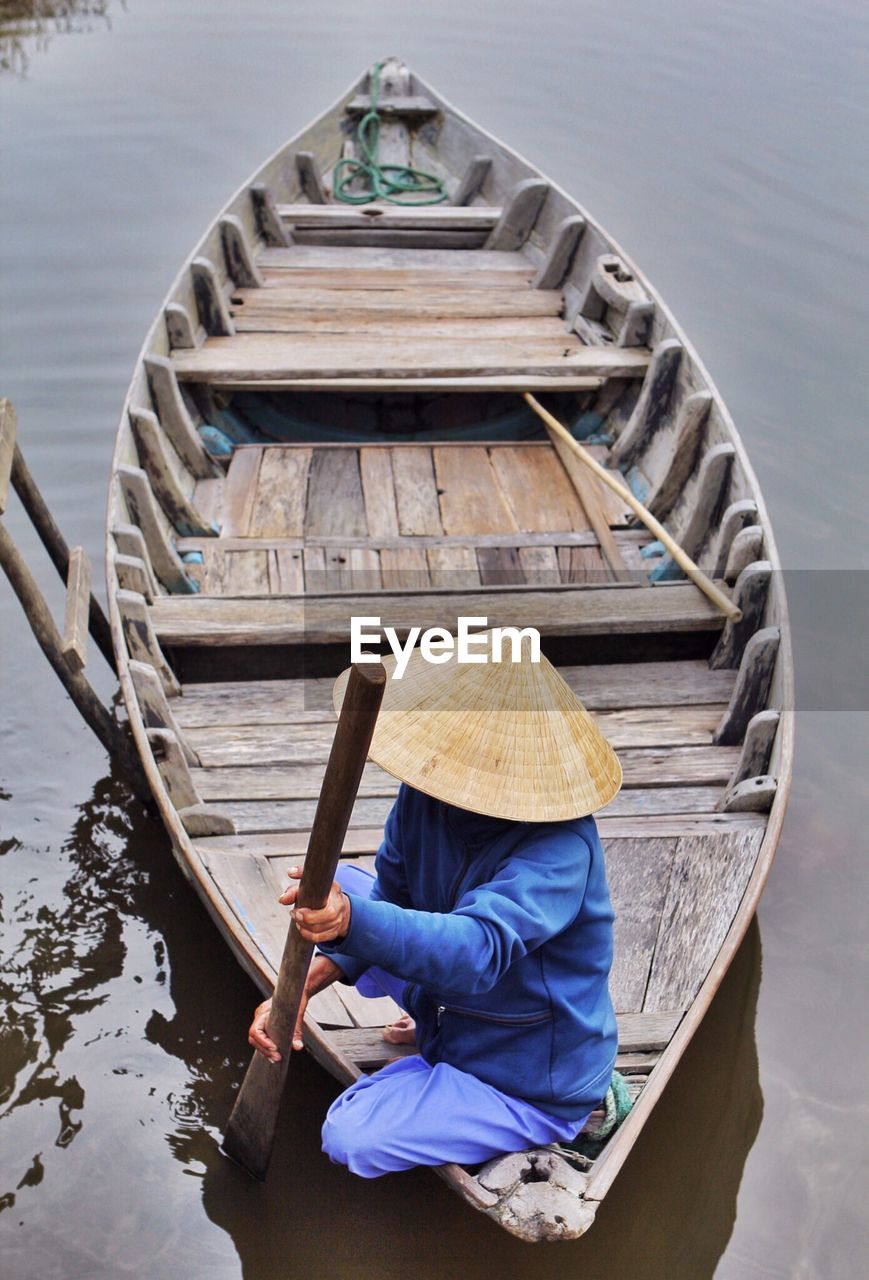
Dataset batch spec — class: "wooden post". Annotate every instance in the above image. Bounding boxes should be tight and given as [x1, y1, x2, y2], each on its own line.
[164, 303, 199, 350]
[250, 184, 292, 247]
[144, 355, 217, 479]
[450, 155, 491, 206]
[7, 420, 114, 666]
[649, 443, 735, 581]
[725, 525, 764, 584]
[713, 626, 780, 743]
[220, 215, 264, 289]
[533, 216, 586, 289]
[129, 408, 219, 537]
[721, 709, 780, 794]
[644, 392, 712, 520]
[114, 553, 155, 603]
[710, 562, 773, 669]
[191, 257, 235, 336]
[486, 179, 549, 251]
[117, 589, 180, 696]
[0, 398, 15, 514]
[610, 339, 683, 470]
[129, 661, 197, 762]
[713, 499, 759, 578]
[62, 547, 91, 672]
[295, 151, 329, 204]
[116, 465, 199, 595]
[146, 727, 199, 808]
[0, 520, 147, 796]
[112, 523, 160, 598]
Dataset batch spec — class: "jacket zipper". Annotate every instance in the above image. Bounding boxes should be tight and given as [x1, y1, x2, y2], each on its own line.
[436, 1003, 553, 1027]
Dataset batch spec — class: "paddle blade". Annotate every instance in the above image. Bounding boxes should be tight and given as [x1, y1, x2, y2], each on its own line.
[221, 1046, 291, 1180]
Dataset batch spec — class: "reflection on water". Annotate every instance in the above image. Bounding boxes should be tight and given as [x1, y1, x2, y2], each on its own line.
[0, 2, 116, 76]
[0, 762, 764, 1279]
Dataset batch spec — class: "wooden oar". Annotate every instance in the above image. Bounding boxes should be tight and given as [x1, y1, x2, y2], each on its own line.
[222, 661, 387, 1180]
[523, 393, 742, 622]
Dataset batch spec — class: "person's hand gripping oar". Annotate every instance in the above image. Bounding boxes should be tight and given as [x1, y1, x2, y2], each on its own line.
[221, 661, 387, 1181]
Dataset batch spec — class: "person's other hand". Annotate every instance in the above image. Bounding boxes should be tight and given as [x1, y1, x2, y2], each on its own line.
[247, 954, 344, 1060]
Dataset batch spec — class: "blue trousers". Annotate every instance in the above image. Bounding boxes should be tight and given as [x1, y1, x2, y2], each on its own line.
[320, 865, 587, 1178]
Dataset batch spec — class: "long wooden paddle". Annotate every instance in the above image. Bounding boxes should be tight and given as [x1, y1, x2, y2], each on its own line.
[222, 661, 387, 1180]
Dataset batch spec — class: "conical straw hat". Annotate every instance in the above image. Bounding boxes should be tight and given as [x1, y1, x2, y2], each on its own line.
[333, 634, 622, 822]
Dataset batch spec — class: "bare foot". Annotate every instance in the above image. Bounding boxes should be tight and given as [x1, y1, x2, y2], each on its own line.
[382, 1013, 417, 1046]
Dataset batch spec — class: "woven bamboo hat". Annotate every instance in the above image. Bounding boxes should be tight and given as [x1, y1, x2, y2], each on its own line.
[333, 633, 622, 822]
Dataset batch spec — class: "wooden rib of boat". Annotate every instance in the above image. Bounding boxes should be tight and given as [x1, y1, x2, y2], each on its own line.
[105, 58, 793, 1242]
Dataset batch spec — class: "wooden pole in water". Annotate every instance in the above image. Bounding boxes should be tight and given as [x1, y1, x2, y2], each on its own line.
[0, 519, 149, 798]
[10, 440, 116, 666]
[523, 393, 742, 622]
[222, 661, 387, 1181]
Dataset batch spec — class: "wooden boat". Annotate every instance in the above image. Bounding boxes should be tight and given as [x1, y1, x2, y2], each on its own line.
[103, 58, 793, 1241]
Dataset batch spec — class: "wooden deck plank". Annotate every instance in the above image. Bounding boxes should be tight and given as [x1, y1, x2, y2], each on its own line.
[476, 546, 524, 586]
[150, 581, 730, 647]
[558, 544, 611, 584]
[379, 545, 431, 591]
[171, 335, 650, 383]
[219, 447, 262, 537]
[390, 447, 443, 536]
[359, 448, 400, 538]
[275, 204, 502, 230]
[184, 705, 727, 769]
[191, 745, 739, 803]
[232, 312, 568, 339]
[257, 245, 533, 272]
[434, 446, 518, 536]
[223, 550, 270, 596]
[249, 446, 312, 538]
[489, 446, 591, 533]
[642, 829, 764, 1012]
[237, 286, 562, 315]
[303, 448, 367, 538]
[427, 544, 481, 589]
[174, 661, 736, 728]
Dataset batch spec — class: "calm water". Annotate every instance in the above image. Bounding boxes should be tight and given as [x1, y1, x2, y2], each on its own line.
[1, 2, 867, 1276]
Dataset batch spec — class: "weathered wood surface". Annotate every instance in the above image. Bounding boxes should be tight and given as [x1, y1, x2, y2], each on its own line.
[171, 333, 650, 383]
[61, 546, 90, 672]
[277, 203, 501, 231]
[719, 775, 777, 813]
[112, 523, 159, 598]
[610, 339, 682, 469]
[114, 552, 155, 603]
[294, 150, 329, 203]
[118, 590, 180, 695]
[644, 392, 712, 521]
[250, 183, 292, 247]
[725, 709, 780, 790]
[116, 465, 197, 594]
[173, 660, 735, 728]
[486, 179, 549, 251]
[533, 215, 586, 289]
[713, 500, 759, 578]
[258, 245, 532, 273]
[129, 409, 216, 537]
[164, 303, 199, 351]
[0, 398, 16, 514]
[179, 803, 237, 837]
[147, 727, 200, 810]
[233, 285, 560, 316]
[713, 626, 780, 744]
[220, 215, 263, 288]
[128, 660, 197, 762]
[149, 581, 729, 647]
[450, 154, 492, 205]
[190, 257, 235, 336]
[710, 561, 772, 669]
[143, 355, 217, 480]
[643, 828, 764, 1011]
[183, 704, 728, 769]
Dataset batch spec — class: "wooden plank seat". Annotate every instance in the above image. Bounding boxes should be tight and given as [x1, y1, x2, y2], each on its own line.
[170, 332, 650, 386]
[149, 582, 729, 647]
[275, 204, 502, 231]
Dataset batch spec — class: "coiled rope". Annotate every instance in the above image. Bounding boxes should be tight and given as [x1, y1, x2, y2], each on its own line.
[332, 62, 447, 206]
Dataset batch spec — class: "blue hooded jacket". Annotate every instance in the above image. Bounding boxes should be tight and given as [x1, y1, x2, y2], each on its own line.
[322, 783, 618, 1121]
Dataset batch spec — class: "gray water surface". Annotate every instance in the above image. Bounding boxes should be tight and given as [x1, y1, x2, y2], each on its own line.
[1, 3, 867, 1277]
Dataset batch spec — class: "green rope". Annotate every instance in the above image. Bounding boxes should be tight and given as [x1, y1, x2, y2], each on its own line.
[332, 62, 447, 206]
[565, 1070, 634, 1161]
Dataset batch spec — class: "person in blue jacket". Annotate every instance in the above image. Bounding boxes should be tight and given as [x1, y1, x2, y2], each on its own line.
[248, 634, 623, 1178]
